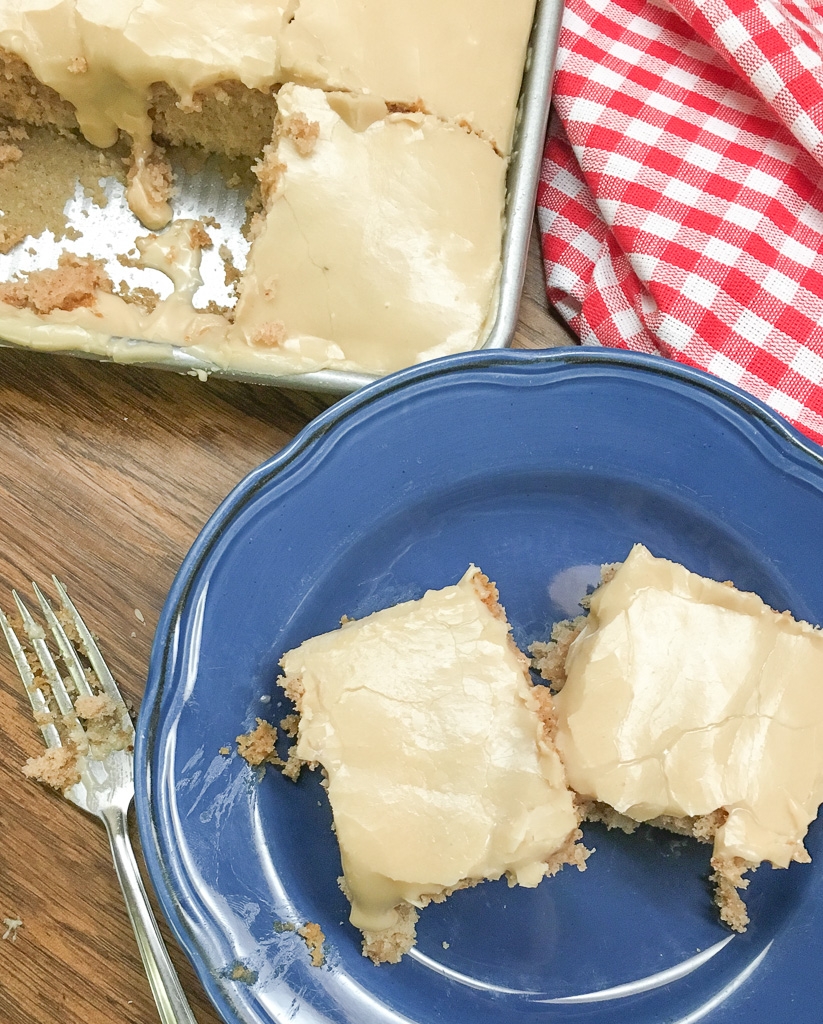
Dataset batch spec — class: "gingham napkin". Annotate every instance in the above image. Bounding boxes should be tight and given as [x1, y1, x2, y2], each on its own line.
[538, 0, 823, 445]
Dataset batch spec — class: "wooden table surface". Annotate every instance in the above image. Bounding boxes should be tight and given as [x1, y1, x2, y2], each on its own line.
[0, 227, 574, 1024]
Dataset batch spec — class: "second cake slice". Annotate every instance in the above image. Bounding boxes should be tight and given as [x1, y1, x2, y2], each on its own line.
[533, 543, 823, 931]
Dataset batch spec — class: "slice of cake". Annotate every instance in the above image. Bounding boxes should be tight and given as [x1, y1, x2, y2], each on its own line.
[279, 565, 587, 964]
[532, 543, 823, 931]
[229, 84, 507, 375]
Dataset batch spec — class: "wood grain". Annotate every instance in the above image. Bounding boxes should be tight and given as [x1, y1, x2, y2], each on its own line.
[0, 225, 573, 1024]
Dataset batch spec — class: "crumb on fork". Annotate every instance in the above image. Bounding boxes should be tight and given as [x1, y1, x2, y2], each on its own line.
[74, 692, 116, 720]
[22, 743, 81, 791]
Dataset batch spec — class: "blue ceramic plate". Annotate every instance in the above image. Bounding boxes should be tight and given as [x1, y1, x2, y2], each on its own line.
[136, 349, 823, 1024]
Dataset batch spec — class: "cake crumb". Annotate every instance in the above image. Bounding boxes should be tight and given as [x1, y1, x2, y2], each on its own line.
[228, 962, 257, 984]
[115, 282, 160, 312]
[188, 221, 212, 250]
[0, 144, 22, 166]
[273, 919, 295, 933]
[298, 922, 326, 967]
[280, 745, 304, 782]
[246, 208, 266, 242]
[74, 689, 131, 755]
[2, 918, 22, 941]
[279, 714, 299, 738]
[236, 718, 283, 768]
[0, 254, 112, 314]
[250, 320, 286, 348]
[67, 56, 88, 74]
[386, 98, 429, 115]
[281, 112, 320, 156]
[22, 743, 80, 791]
[530, 615, 587, 691]
[219, 746, 230, 756]
[219, 243, 241, 289]
[360, 902, 418, 965]
[710, 855, 752, 933]
[74, 692, 116, 720]
[252, 144, 285, 202]
[134, 608, 145, 623]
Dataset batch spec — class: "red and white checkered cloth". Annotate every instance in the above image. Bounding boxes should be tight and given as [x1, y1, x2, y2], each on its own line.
[538, 0, 823, 444]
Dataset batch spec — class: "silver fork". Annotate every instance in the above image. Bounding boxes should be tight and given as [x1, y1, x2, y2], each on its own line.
[0, 578, 197, 1024]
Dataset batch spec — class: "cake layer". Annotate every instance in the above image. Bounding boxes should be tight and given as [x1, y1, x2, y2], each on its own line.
[279, 565, 582, 962]
[0, 49, 278, 159]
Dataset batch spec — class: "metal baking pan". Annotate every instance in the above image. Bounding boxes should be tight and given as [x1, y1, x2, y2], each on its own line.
[0, 0, 563, 395]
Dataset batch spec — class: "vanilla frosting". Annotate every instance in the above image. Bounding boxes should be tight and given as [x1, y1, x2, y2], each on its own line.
[554, 544, 823, 870]
[280, 566, 579, 943]
[280, 0, 537, 155]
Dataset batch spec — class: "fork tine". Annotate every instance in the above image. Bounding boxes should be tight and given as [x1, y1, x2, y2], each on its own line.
[5, 578, 198, 1024]
[0, 607, 62, 749]
[12, 590, 75, 719]
[51, 576, 127, 711]
[32, 581, 94, 699]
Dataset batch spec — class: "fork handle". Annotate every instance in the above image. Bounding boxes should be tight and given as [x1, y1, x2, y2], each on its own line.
[101, 805, 199, 1024]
